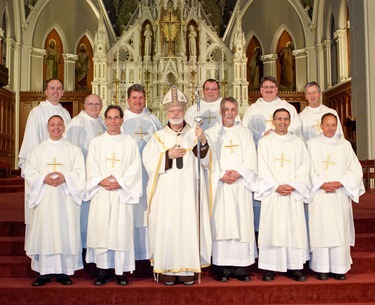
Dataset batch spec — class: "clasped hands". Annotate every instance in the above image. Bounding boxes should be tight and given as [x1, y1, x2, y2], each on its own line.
[220, 170, 241, 184]
[276, 184, 295, 196]
[99, 175, 121, 190]
[320, 181, 342, 193]
[44, 172, 66, 187]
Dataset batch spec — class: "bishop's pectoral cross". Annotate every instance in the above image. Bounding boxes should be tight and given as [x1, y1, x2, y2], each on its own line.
[323, 155, 335, 170]
[134, 127, 148, 140]
[224, 139, 239, 153]
[275, 153, 290, 167]
[47, 157, 63, 172]
[107, 153, 121, 168]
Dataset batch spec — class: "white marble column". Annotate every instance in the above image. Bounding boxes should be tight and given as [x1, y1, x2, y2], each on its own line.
[333, 29, 349, 82]
[260, 54, 277, 79]
[30, 47, 46, 91]
[293, 48, 307, 91]
[62, 53, 77, 91]
[322, 40, 332, 88]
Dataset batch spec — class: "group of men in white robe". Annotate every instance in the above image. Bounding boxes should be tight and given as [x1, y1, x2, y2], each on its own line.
[20, 82, 160, 287]
[20, 76, 365, 287]
[227, 76, 363, 283]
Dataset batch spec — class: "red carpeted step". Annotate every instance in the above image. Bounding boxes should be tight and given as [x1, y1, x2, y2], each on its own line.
[0, 275, 374, 305]
[0, 185, 24, 193]
[354, 218, 375, 233]
[0, 256, 35, 278]
[0, 236, 25, 256]
[350, 252, 375, 274]
[353, 233, 375, 252]
[0, 221, 25, 236]
[0, 176, 24, 186]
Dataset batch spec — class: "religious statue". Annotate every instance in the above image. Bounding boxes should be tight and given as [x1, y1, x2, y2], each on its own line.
[76, 44, 90, 90]
[248, 46, 262, 90]
[278, 41, 294, 89]
[188, 25, 197, 58]
[45, 39, 61, 81]
[144, 24, 153, 58]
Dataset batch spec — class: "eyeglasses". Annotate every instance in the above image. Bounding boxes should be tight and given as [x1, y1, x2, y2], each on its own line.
[204, 88, 219, 91]
[262, 86, 277, 90]
[167, 109, 184, 114]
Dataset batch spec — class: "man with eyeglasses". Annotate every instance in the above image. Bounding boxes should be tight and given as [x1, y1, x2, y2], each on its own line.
[84, 105, 142, 286]
[242, 75, 302, 232]
[242, 75, 302, 146]
[185, 79, 223, 130]
[65, 93, 106, 253]
[256, 108, 310, 282]
[121, 84, 161, 262]
[143, 86, 212, 286]
[299, 81, 343, 141]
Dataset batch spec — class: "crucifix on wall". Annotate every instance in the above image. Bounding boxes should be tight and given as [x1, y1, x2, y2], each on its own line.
[158, 4, 182, 56]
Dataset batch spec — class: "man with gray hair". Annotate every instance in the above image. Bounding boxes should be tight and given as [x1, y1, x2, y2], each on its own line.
[143, 86, 211, 286]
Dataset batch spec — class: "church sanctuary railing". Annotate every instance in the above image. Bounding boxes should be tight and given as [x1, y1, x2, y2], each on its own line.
[19, 91, 90, 149]
[0, 88, 15, 174]
[322, 80, 353, 148]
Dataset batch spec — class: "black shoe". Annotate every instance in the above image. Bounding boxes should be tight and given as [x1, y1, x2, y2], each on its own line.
[95, 275, 109, 286]
[164, 281, 176, 286]
[262, 270, 275, 282]
[287, 270, 306, 282]
[330, 273, 346, 280]
[183, 280, 195, 286]
[32, 277, 51, 287]
[116, 275, 128, 286]
[238, 275, 250, 282]
[56, 274, 73, 285]
[316, 273, 329, 281]
[218, 275, 229, 282]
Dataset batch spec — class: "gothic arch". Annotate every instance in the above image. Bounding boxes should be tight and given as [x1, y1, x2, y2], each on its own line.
[245, 31, 264, 55]
[42, 23, 68, 52]
[288, 0, 315, 46]
[74, 31, 94, 51]
[336, 0, 349, 29]
[271, 25, 296, 53]
[324, 7, 335, 40]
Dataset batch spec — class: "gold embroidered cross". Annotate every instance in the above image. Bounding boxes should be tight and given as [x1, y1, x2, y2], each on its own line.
[47, 157, 63, 172]
[265, 115, 273, 127]
[107, 153, 121, 168]
[312, 119, 321, 132]
[134, 127, 148, 140]
[224, 139, 239, 153]
[323, 155, 336, 170]
[274, 153, 290, 167]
